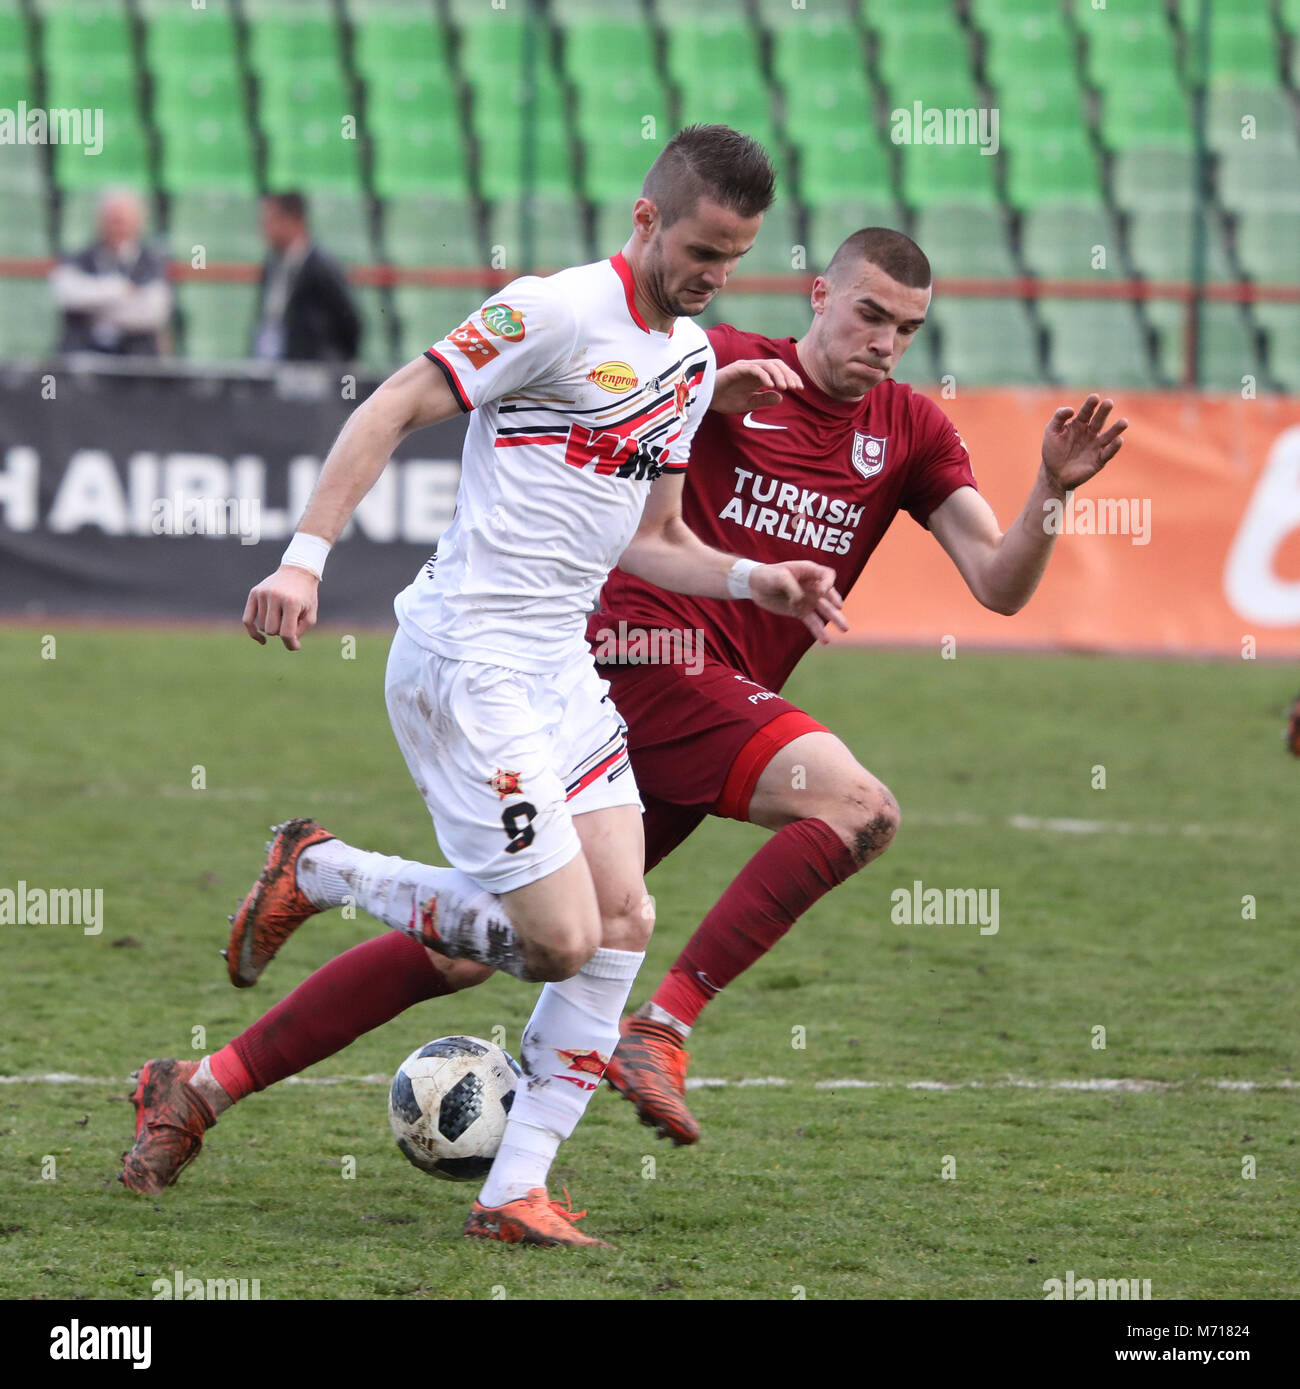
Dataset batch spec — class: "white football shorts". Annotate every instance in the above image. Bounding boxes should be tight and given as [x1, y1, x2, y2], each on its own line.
[385, 628, 642, 895]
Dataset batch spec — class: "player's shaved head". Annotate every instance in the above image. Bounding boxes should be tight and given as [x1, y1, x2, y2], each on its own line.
[641, 124, 776, 229]
[826, 228, 931, 290]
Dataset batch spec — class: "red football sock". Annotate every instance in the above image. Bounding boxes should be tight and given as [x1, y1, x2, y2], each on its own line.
[651, 817, 858, 1029]
[214, 932, 453, 1096]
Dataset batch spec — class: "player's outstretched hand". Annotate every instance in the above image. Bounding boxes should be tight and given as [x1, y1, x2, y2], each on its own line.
[710, 358, 804, 415]
[242, 566, 319, 651]
[750, 560, 849, 644]
[1042, 394, 1129, 492]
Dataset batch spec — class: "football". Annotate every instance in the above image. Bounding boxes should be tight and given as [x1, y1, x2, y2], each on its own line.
[388, 1035, 522, 1181]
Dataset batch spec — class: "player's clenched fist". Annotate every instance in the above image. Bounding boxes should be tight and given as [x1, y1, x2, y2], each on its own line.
[242, 566, 320, 651]
[750, 560, 849, 645]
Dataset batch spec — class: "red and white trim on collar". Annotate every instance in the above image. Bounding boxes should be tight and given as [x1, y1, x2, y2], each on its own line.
[609, 252, 673, 338]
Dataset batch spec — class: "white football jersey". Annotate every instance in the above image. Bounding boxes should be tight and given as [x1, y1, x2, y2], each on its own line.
[393, 254, 716, 674]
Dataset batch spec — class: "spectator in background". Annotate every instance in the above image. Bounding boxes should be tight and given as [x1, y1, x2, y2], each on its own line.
[253, 191, 361, 363]
[50, 188, 171, 355]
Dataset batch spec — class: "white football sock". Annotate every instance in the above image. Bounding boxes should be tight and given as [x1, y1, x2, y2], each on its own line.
[189, 1055, 233, 1115]
[297, 840, 531, 979]
[477, 946, 645, 1207]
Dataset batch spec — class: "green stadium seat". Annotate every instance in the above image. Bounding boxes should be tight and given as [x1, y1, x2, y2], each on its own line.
[349, 2, 449, 78]
[1200, 25, 1280, 88]
[1004, 133, 1102, 211]
[305, 192, 374, 264]
[1098, 76, 1192, 151]
[737, 204, 802, 275]
[258, 69, 353, 131]
[798, 126, 894, 212]
[265, 122, 362, 194]
[580, 125, 666, 204]
[0, 48, 33, 109]
[384, 196, 481, 268]
[560, 19, 657, 85]
[1021, 205, 1124, 280]
[997, 81, 1090, 146]
[861, 7, 958, 41]
[930, 298, 1045, 386]
[140, 0, 239, 70]
[1254, 303, 1300, 392]
[1081, 16, 1178, 89]
[874, 25, 974, 93]
[1127, 209, 1233, 282]
[983, 16, 1077, 93]
[353, 284, 395, 371]
[806, 198, 910, 270]
[972, 0, 1070, 25]
[372, 117, 469, 199]
[176, 281, 258, 361]
[486, 195, 589, 272]
[1235, 211, 1300, 284]
[702, 292, 809, 343]
[1217, 146, 1300, 212]
[1176, 0, 1272, 26]
[0, 278, 57, 359]
[45, 66, 140, 124]
[1038, 298, 1156, 387]
[455, 13, 529, 74]
[0, 1, 29, 58]
[467, 65, 565, 138]
[900, 142, 1000, 211]
[572, 73, 670, 147]
[1281, 0, 1300, 34]
[769, 15, 861, 90]
[166, 192, 264, 263]
[662, 18, 761, 91]
[782, 75, 872, 150]
[152, 66, 247, 122]
[477, 124, 576, 202]
[245, 2, 341, 72]
[593, 199, 634, 259]
[366, 74, 459, 131]
[550, 0, 633, 27]
[1147, 301, 1263, 391]
[915, 205, 1017, 279]
[678, 79, 777, 155]
[41, 1, 130, 63]
[1110, 146, 1195, 212]
[394, 285, 489, 363]
[0, 190, 49, 256]
[160, 118, 256, 195]
[1206, 86, 1297, 156]
[54, 115, 149, 191]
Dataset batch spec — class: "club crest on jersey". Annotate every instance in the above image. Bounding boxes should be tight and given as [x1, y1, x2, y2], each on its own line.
[487, 768, 523, 799]
[586, 361, 638, 394]
[851, 432, 888, 479]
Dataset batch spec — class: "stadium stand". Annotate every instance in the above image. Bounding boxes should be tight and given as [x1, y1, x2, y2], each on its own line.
[0, 0, 1292, 389]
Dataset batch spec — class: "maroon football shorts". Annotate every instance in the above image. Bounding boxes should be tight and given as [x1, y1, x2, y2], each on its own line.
[594, 646, 828, 873]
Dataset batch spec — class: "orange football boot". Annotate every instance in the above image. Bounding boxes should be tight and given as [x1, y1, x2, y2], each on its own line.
[603, 1016, 700, 1146]
[119, 1059, 215, 1195]
[224, 818, 335, 987]
[464, 1188, 614, 1249]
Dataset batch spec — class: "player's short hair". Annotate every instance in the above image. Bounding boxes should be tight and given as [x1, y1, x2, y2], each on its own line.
[264, 190, 308, 223]
[826, 228, 932, 289]
[641, 125, 776, 228]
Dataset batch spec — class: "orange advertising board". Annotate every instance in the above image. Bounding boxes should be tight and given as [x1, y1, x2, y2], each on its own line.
[840, 390, 1300, 659]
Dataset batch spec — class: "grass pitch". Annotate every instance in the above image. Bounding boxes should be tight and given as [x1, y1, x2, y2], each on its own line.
[0, 626, 1295, 1300]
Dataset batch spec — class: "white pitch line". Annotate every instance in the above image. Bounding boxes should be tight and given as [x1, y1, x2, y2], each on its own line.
[2, 1073, 1295, 1093]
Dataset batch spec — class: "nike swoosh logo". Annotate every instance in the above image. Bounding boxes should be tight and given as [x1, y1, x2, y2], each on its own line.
[742, 412, 787, 431]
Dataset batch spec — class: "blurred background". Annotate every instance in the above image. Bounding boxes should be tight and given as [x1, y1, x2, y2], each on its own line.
[0, 0, 1297, 653]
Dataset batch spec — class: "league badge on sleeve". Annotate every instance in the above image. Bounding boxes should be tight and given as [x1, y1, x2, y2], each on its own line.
[851, 431, 888, 479]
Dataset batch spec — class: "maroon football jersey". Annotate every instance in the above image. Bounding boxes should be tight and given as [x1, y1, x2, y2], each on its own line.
[597, 323, 979, 693]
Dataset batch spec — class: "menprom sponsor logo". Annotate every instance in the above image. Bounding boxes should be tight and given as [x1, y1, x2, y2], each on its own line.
[0, 102, 103, 155]
[1043, 1269, 1153, 1300]
[586, 361, 639, 394]
[0, 882, 102, 935]
[49, 1321, 151, 1369]
[152, 1269, 262, 1300]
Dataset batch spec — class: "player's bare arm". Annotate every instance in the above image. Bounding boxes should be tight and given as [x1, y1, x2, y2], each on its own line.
[617, 471, 849, 642]
[242, 356, 463, 650]
[708, 357, 804, 414]
[928, 393, 1129, 616]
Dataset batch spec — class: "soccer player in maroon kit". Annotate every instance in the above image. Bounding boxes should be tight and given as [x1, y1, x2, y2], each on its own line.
[599, 226, 1128, 1142]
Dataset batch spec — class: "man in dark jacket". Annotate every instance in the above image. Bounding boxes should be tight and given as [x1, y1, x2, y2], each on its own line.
[252, 191, 361, 362]
[50, 189, 171, 355]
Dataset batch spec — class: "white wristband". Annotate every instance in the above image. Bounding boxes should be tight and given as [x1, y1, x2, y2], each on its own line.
[726, 557, 759, 600]
[281, 531, 331, 580]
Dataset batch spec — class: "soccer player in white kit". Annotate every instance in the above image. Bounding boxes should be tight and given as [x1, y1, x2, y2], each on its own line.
[121, 126, 846, 1246]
